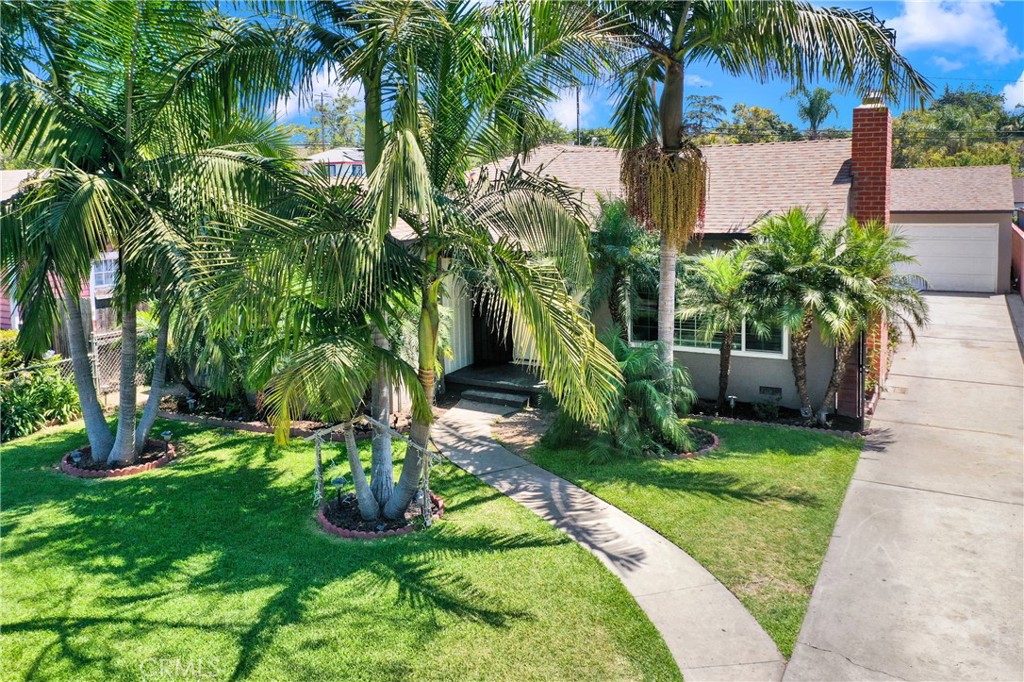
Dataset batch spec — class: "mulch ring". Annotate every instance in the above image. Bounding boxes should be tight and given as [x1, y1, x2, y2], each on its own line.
[318, 492, 444, 540]
[674, 427, 720, 459]
[60, 439, 177, 479]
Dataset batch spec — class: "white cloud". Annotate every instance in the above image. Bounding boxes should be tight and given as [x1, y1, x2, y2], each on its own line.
[272, 66, 363, 120]
[889, 1, 1021, 65]
[548, 89, 593, 129]
[685, 74, 712, 88]
[1001, 69, 1024, 111]
[932, 56, 964, 72]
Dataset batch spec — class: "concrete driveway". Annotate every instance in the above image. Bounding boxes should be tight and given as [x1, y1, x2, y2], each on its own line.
[785, 294, 1024, 681]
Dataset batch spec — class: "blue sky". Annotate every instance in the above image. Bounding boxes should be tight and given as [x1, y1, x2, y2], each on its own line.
[279, 1, 1024, 131]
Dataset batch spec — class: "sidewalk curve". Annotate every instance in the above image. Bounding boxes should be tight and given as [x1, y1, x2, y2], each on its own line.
[432, 400, 785, 682]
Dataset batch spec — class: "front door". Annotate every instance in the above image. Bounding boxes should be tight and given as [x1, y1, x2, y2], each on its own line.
[472, 300, 513, 366]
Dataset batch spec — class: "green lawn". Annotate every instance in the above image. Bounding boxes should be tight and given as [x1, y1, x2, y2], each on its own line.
[1, 420, 680, 682]
[527, 420, 862, 657]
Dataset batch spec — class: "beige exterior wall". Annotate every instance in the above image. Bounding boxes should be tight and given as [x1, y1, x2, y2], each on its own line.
[891, 211, 1013, 293]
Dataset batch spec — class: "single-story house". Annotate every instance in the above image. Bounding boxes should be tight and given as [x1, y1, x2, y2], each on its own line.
[441, 98, 1018, 422]
[304, 147, 366, 179]
[0, 169, 117, 340]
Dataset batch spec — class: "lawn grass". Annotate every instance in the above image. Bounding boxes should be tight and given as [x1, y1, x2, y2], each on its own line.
[0, 419, 680, 682]
[527, 420, 862, 657]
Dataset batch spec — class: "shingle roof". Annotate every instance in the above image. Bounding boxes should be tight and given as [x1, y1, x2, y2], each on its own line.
[890, 165, 1015, 213]
[1013, 176, 1024, 205]
[488, 139, 853, 233]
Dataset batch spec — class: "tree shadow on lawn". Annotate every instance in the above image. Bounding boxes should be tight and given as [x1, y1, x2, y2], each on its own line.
[1, 421, 564, 682]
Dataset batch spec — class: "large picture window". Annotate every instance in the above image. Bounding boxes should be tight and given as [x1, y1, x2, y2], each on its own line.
[631, 292, 787, 357]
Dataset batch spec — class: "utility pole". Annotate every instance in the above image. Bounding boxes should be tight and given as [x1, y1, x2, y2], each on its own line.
[320, 92, 327, 152]
[576, 86, 580, 145]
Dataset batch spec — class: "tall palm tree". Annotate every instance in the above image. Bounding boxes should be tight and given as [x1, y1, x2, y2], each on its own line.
[677, 247, 759, 410]
[788, 86, 839, 139]
[587, 198, 658, 339]
[603, 0, 932, 378]
[815, 219, 928, 424]
[213, 1, 620, 521]
[1, 1, 296, 463]
[748, 208, 847, 417]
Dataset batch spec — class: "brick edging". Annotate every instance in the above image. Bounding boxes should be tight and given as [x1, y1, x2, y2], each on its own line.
[60, 441, 177, 479]
[674, 427, 720, 459]
[317, 493, 445, 539]
[697, 415, 865, 439]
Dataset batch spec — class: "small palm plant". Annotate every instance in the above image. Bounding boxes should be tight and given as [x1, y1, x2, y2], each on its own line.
[678, 247, 761, 411]
[814, 219, 928, 423]
[788, 87, 839, 139]
[546, 328, 698, 459]
[587, 198, 659, 340]
[749, 208, 847, 418]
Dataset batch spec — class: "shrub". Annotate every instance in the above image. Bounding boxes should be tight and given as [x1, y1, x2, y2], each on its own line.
[545, 328, 698, 459]
[0, 362, 81, 441]
[0, 329, 24, 373]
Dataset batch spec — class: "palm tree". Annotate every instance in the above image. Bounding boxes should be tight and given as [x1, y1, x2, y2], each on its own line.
[603, 0, 932, 378]
[215, 1, 621, 521]
[815, 219, 928, 424]
[1, 1, 296, 463]
[748, 208, 847, 418]
[678, 247, 759, 410]
[587, 198, 658, 339]
[788, 86, 839, 139]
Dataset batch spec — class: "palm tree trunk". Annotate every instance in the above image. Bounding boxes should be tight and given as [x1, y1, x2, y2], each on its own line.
[134, 310, 169, 454]
[370, 326, 394, 508]
[61, 284, 114, 457]
[717, 329, 734, 410]
[816, 336, 855, 425]
[657, 235, 677, 366]
[363, 65, 395, 509]
[109, 295, 138, 464]
[655, 60, 684, 372]
[790, 315, 815, 418]
[608, 273, 624, 334]
[384, 272, 439, 520]
[344, 425, 380, 521]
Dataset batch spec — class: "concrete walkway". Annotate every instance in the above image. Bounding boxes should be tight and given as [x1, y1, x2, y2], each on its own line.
[432, 401, 785, 682]
[786, 294, 1024, 681]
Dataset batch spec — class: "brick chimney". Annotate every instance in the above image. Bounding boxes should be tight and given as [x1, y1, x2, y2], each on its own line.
[850, 94, 892, 225]
[836, 95, 893, 424]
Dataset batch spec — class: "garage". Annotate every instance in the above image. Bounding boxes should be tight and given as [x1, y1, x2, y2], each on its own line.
[890, 166, 1016, 294]
[893, 223, 1000, 292]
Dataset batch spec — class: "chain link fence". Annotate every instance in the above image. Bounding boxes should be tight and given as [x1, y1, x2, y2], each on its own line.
[1, 355, 77, 385]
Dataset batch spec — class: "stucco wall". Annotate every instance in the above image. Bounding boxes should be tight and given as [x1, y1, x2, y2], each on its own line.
[675, 326, 835, 411]
[891, 211, 1013, 293]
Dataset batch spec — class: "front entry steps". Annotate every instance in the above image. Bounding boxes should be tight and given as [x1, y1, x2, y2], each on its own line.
[459, 389, 529, 409]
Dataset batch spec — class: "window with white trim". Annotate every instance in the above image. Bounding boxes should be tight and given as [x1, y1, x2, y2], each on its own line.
[92, 255, 118, 289]
[631, 293, 787, 358]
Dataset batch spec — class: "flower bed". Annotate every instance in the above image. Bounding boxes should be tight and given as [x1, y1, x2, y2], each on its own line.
[317, 492, 444, 539]
[60, 440, 177, 479]
[675, 427, 720, 459]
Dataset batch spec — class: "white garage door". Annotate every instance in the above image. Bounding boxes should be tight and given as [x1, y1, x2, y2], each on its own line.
[893, 223, 999, 293]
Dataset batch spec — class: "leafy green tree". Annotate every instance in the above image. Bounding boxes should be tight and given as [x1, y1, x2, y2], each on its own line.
[578, 127, 615, 147]
[716, 103, 801, 143]
[677, 247, 760, 410]
[787, 86, 838, 139]
[892, 84, 1024, 174]
[1, 1, 294, 463]
[814, 219, 928, 424]
[748, 208, 847, 417]
[587, 198, 658, 338]
[684, 94, 727, 136]
[282, 94, 364, 151]
[604, 0, 930, 380]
